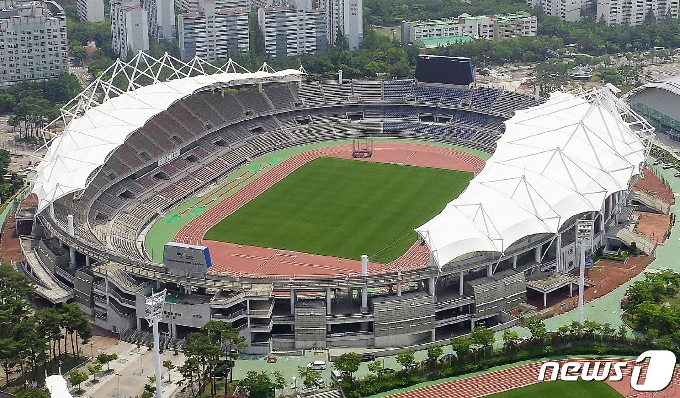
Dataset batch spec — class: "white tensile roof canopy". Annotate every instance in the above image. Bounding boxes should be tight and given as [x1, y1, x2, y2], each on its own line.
[32, 52, 304, 213]
[416, 88, 654, 268]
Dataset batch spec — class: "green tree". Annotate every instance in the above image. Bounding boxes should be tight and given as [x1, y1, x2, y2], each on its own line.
[96, 353, 118, 372]
[470, 327, 495, 358]
[15, 389, 50, 398]
[88, 360, 102, 383]
[68, 369, 88, 393]
[297, 365, 321, 388]
[449, 335, 471, 364]
[526, 317, 547, 343]
[367, 360, 383, 378]
[163, 359, 175, 382]
[426, 344, 443, 369]
[238, 370, 279, 398]
[333, 352, 362, 381]
[502, 330, 520, 352]
[396, 349, 415, 371]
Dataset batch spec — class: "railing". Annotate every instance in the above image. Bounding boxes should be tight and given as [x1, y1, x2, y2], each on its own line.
[109, 288, 136, 307]
[435, 296, 474, 310]
[212, 309, 245, 320]
[248, 309, 272, 316]
[52, 264, 75, 283]
[109, 303, 132, 320]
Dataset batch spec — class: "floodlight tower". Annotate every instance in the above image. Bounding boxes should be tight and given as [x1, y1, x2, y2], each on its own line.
[576, 220, 594, 324]
[145, 289, 167, 398]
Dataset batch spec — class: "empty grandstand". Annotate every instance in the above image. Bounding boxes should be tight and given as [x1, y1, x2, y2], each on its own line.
[20, 52, 653, 353]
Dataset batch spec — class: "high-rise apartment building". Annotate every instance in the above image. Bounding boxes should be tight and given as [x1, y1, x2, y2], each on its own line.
[0, 1, 68, 87]
[111, 0, 150, 60]
[77, 0, 104, 22]
[526, 0, 583, 21]
[257, 0, 327, 57]
[175, 0, 250, 13]
[320, 0, 362, 49]
[178, 0, 249, 61]
[143, 0, 176, 41]
[596, 0, 679, 25]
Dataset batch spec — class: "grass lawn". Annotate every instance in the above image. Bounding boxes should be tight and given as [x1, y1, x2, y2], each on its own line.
[204, 157, 472, 263]
[485, 379, 623, 398]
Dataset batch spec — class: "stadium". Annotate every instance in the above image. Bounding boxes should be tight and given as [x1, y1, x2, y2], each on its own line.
[18, 52, 654, 354]
[626, 73, 680, 141]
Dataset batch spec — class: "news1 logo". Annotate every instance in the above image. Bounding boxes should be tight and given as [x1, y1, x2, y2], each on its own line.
[537, 350, 676, 392]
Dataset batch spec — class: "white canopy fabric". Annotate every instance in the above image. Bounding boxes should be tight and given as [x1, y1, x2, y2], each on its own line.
[416, 90, 648, 268]
[45, 374, 73, 398]
[32, 68, 304, 212]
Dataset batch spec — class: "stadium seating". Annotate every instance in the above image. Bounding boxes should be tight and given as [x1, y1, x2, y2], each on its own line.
[46, 80, 534, 263]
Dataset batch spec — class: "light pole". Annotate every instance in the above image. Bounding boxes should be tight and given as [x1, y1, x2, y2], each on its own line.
[576, 219, 594, 324]
[90, 342, 94, 360]
[145, 289, 167, 398]
[116, 373, 121, 398]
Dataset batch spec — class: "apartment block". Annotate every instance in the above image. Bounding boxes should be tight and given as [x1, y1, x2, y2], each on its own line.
[258, 0, 327, 57]
[111, 0, 150, 60]
[0, 1, 69, 87]
[77, 0, 104, 22]
[596, 0, 679, 25]
[178, 0, 249, 61]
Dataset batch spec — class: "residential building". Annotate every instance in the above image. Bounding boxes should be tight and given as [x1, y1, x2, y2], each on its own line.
[320, 0, 362, 50]
[257, 0, 327, 57]
[526, 0, 583, 21]
[143, 0, 176, 41]
[401, 13, 537, 46]
[178, 0, 249, 61]
[175, 0, 250, 13]
[596, 0, 679, 25]
[77, 0, 104, 22]
[111, 0, 150, 60]
[0, 1, 68, 87]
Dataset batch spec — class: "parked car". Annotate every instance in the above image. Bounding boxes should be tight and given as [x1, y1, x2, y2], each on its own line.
[314, 377, 325, 387]
[307, 360, 327, 370]
[378, 368, 395, 375]
[361, 353, 376, 362]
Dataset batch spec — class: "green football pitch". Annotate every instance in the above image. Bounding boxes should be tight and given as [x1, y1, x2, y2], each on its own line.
[204, 157, 473, 263]
[485, 379, 623, 398]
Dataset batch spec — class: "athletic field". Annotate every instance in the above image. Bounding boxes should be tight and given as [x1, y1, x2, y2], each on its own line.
[204, 157, 473, 263]
[485, 379, 622, 398]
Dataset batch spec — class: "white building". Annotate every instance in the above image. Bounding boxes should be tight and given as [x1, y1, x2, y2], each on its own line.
[526, 0, 583, 21]
[111, 0, 150, 60]
[596, 0, 679, 25]
[175, 0, 250, 13]
[0, 1, 68, 87]
[320, 0, 362, 50]
[143, 0, 176, 41]
[258, 0, 327, 57]
[178, 0, 249, 61]
[77, 0, 104, 22]
[401, 13, 537, 45]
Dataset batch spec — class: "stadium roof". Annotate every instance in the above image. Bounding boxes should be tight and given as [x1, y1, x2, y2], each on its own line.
[416, 87, 654, 268]
[32, 52, 304, 212]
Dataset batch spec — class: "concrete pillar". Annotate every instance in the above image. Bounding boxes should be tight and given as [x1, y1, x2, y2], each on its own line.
[396, 282, 402, 296]
[569, 281, 573, 297]
[487, 262, 493, 277]
[555, 234, 562, 272]
[535, 245, 541, 264]
[459, 271, 464, 296]
[49, 201, 55, 218]
[431, 330, 436, 342]
[171, 323, 177, 337]
[246, 299, 250, 314]
[247, 316, 251, 328]
[136, 317, 142, 330]
[543, 292, 547, 308]
[338, 69, 343, 84]
[361, 255, 368, 276]
[512, 255, 517, 270]
[290, 289, 296, 315]
[608, 194, 613, 218]
[600, 210, 606, 246]
[362, 286, 368, 311]
[326, 287, 332, 315]
[429, 277, 436, 298]
[85, 255, 91, 267]
[105, 274, 110, 306]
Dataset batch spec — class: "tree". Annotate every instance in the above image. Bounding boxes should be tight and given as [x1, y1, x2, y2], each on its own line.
[96, 353, 118, 372]
[526, 317, 547, 343]
[449, 336, 471, 364]
[426, 344, 443, 370]
[470, 327, 495, 358]
[238, 371, 279, 398]
[88, 360, 102, 383]
[367, 360, 383, 378]
[297, 366, 321, 388]
[178, 356, 200, 397]
[502, 330, 520, 352]
[333, 352, 362, 380]
[68, 369, 88, 393]
[163, 359, 175, 382]
[396, 349, 415, 371]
